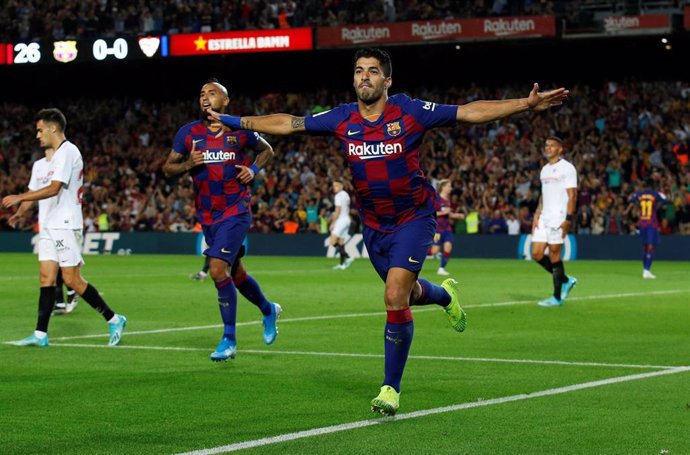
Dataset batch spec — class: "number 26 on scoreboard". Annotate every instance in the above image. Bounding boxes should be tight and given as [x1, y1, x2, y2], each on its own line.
[14, 42, 41, 64]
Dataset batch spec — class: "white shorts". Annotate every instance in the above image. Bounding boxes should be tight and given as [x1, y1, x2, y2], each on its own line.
[331, 218, 351, 239]
[532, 219, 565, 245]
[38, 229, 85, 267]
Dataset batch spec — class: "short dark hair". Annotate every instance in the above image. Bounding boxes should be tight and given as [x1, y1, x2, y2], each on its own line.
[354, 48, 392, 78]
[205, 77, 229, 97]
[36, 108, 67, 132]
[546, 135, 563, 145]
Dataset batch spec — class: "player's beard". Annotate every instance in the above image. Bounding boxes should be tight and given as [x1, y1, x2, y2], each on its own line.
[357, 86, 383, 105]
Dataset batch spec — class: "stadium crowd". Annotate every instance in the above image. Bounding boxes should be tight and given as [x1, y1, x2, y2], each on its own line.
[1, 79, 690, 235]
[2, 0, 586, 41]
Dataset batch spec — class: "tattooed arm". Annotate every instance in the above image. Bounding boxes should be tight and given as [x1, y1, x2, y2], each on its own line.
[206, 110, 306, 135]
[162, 148, 204, 178]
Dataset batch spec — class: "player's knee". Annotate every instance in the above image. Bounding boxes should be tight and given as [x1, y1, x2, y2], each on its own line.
[61, 273, 84, 291]
[384, 286, 409, 309]
[532, 250, 544, 261]
[39, 273, 55, 287]
[209, 262, 229, 282]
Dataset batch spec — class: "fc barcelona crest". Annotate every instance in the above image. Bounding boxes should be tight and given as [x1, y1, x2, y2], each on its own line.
[386, 121, 402, 137]
[53, 41, 78, 63]
[226, 136, 238, 145]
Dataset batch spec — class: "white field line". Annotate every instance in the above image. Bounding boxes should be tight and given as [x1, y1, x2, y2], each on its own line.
[0, 269, 336, 281]
[41, 343, 685, 370]
[174, 366, 690, 455]
[43, 289, 687, 342]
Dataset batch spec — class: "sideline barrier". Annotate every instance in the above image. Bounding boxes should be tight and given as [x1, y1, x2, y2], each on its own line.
[0, 232, 688, 261]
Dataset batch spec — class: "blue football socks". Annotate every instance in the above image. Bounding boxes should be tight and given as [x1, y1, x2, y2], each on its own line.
[383, 308, 414, 393]
[215, 277, 238, 341]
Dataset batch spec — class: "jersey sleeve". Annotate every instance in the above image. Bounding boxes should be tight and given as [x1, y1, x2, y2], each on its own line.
[50, 148, 71, 184]
[244, 131, 261, 148]
[565, 163, 578, 189]
[172, 126, 189, 156]
[304, 105, 350, 133]
[397, 94, 457, 129]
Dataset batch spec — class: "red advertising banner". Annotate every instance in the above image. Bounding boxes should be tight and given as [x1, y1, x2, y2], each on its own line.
[317, 16, 555, 48]
[170, 28, 313, 56]
[685, 7, 690, 30]
[0, 44, 7, 64]
[601, 14, 670, 34]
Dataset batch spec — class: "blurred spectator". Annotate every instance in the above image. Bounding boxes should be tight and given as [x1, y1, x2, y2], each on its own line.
[1, 79, 689, 237]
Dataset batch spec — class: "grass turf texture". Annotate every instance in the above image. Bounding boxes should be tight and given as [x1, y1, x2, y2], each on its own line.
[1, 253, 689, 454]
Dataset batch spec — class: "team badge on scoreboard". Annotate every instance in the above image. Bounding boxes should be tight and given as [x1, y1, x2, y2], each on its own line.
[385, 121, 402, 137]
[53, 41, 78, 63]
[138, 37, 160, 58]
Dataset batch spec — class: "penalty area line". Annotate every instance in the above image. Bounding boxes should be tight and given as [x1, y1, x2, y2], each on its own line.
[174, 366, 690, 454]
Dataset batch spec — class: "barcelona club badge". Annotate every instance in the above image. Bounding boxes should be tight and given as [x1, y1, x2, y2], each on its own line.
[386, 121, 402, 137]
[227, 136, 238, 145]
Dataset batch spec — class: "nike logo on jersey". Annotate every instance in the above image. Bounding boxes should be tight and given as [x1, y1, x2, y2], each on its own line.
[192, 139, 203, 147]
[347, 129, 361, 136]
[408, 257, 420, 264]
[221, 248, 232, 254]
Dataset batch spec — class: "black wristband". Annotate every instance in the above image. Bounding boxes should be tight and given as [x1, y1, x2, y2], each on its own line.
[565, 214, 574, 222]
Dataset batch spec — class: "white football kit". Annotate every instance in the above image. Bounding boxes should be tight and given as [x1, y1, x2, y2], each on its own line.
[533, 158, 577, 245]
[331, 190, 351, 239]
[29, 141, 85, 266]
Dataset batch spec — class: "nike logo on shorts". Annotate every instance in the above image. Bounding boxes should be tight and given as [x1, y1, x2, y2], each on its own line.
[408, 257, 420, 264]
[221, 248, 231, 254]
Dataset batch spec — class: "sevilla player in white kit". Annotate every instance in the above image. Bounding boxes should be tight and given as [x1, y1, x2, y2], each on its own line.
[531, 136, 578, 307]
[2, 108, 127, 347]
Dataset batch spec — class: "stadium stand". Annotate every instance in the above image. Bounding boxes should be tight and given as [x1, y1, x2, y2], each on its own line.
[1, 80, 689, 235]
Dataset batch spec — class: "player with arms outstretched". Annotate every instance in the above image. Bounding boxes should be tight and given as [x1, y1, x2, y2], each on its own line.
[163, 79, 281, 361]
[208, 48, 568, 414]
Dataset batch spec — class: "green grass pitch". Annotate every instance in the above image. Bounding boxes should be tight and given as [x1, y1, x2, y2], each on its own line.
[1, 253, 689, 455]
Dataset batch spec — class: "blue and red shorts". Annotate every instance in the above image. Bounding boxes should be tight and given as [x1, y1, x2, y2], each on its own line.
[363, 215, 437, 282]
[202, 212, 251, 264]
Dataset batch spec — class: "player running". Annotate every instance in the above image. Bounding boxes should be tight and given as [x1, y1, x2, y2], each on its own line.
[163, 78, 281, 361]
[329, 180, 354, 270]
[208, 48, 568, 414]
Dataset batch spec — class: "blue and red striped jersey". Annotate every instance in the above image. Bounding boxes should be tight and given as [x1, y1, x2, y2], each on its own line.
[631, 189, 666, 229]
[436, 196, 453, 233]
[172, 121, 259, 225]
[304, 93, 457, 232]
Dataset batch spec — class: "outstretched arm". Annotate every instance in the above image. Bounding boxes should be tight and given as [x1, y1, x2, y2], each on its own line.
[207, 110, 306, 135]
[457, 83, 569, 124]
